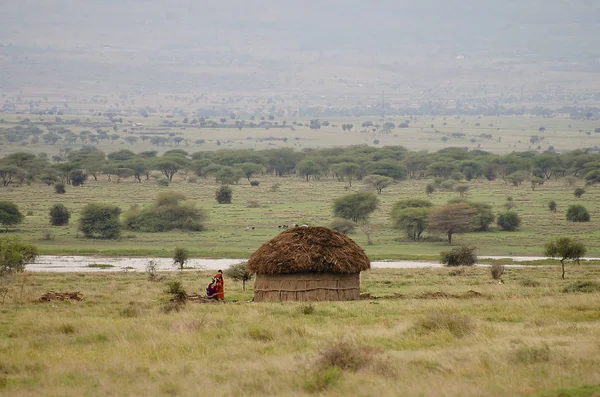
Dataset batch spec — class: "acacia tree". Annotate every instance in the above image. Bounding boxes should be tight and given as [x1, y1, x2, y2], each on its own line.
[363, 175, 393, 194]
[428, 203, 476, 244]
[333, 192, 379, 223]
[544, 237, 586, 279]
[225, 262, 253, 290]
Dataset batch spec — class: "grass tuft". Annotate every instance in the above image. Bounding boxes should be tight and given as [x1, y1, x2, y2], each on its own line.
[317, 339, 378, 371]
[302, 366, 341, 393]
[413, 311, 476, 338]
[512, 344, 551, 364]
[562, 281, 600, 293]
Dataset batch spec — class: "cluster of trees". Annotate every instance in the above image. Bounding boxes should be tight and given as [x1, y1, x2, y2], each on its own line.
[2, 146, 600, 191]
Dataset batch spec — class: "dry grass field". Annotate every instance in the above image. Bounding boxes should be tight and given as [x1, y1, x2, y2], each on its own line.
[1, 266, 600, 396]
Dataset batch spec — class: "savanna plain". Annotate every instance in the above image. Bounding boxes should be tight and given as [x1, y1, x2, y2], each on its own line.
[1, 112, 600, 397]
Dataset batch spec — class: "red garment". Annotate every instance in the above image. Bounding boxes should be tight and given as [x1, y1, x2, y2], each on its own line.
[214, 273, 224, 300]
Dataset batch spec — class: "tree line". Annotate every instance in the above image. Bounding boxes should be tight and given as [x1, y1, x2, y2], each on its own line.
[1, 145, 600, 190]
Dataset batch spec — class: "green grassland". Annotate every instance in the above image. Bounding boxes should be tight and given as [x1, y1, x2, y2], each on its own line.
[1, 266, 600, 396]
[1, 172, 599, 259]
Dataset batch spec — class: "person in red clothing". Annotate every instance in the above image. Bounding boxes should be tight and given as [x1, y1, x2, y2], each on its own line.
[214, 270, 225, 300]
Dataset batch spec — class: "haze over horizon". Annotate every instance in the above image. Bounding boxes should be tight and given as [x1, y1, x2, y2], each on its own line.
[1, 0, 600, 107]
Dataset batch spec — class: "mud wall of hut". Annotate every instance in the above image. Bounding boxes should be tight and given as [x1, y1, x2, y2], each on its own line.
[253, 272, 360, 302]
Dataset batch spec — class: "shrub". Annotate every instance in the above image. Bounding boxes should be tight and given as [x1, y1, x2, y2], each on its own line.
[0, 201, 24, 227]
[413, 312, 475, 338]
[247, 325, 274, 341]
[156, 177, 169, 186]
[122, 192, 207, 232]
[54, 182, 66, 194]
[49, 204, 70, 226]
[317, 340, 377, 371]
[0, 236, 38, 276]
[270, 183, 281, 192]
[548, 200, 557, 213]
[166, 280, 187, 303]
[490, 263, 505, 280]
[566, 204, 590, 222]
[330, 218, 356, 235]
[497, 211, 521, 231]
[425, 184, 435, 195]
[562, 281, 600, 293]
[172, 247, 189, 270]
[574, 187, 585, 198]
[250, 180, 260, 186]
[216, 185, 232, 204]
[78, 203, 122, 239]
[70, 169, 88, 186]
[225, 262, 253, 290]
[440, 244, 477, 267]
[300, 303, 315, 315]
[440, 180, 456, 191]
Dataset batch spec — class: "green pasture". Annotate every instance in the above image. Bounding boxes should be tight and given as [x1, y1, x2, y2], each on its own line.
[1, 173, 599, 259]
[1, 266, 600, 396]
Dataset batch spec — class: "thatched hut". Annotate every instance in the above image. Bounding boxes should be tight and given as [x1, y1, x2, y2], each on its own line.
[247, 226, 370, 302]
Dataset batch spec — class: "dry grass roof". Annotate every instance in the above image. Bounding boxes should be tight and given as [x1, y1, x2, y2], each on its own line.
[247, 226, 370, 274]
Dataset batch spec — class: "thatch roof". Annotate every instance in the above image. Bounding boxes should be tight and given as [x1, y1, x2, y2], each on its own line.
[247, 226, 370, 274]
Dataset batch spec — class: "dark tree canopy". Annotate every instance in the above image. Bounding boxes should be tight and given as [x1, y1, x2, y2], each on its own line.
[0, 201, 24, 227]
[78, 203, 122, 239]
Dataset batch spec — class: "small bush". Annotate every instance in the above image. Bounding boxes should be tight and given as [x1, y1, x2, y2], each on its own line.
[511, 344, 551, 364]
[166, 280, 187, 303]
[425, 184, 435, 195]
[172, 247, 189, 270]
[548, 200, 557, 213]
[216, 185, 232, 204]
[146, 259, 159, 281]
[330, 218, 356, 235]
[317, 340, 377, 371]
[440, 244, 477, 267]
[574, 187, 585, 198]
[54, 182, 66, 194]
[413, 312, 475, 338]
[302, 366, 341, 393]
[49, 204, 70, 226]
[300, 303, 315, 315]
[250, 180, 260, 186]
[497, 211, 521, 231]
[156, 178, 169, 187]
[187, 176, 197, 183]
[440, 180, 456, 191]
[490, 263, 505, 280]
[562, 280, 600, 293]
[566, 204, 590, 222]
[42, 231, 55, 241]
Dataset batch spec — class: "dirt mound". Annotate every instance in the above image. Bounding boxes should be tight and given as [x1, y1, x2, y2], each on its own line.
[461, 290, 485, 299]
[38, 291, 83, 302]
[417, 291, 454, 299]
